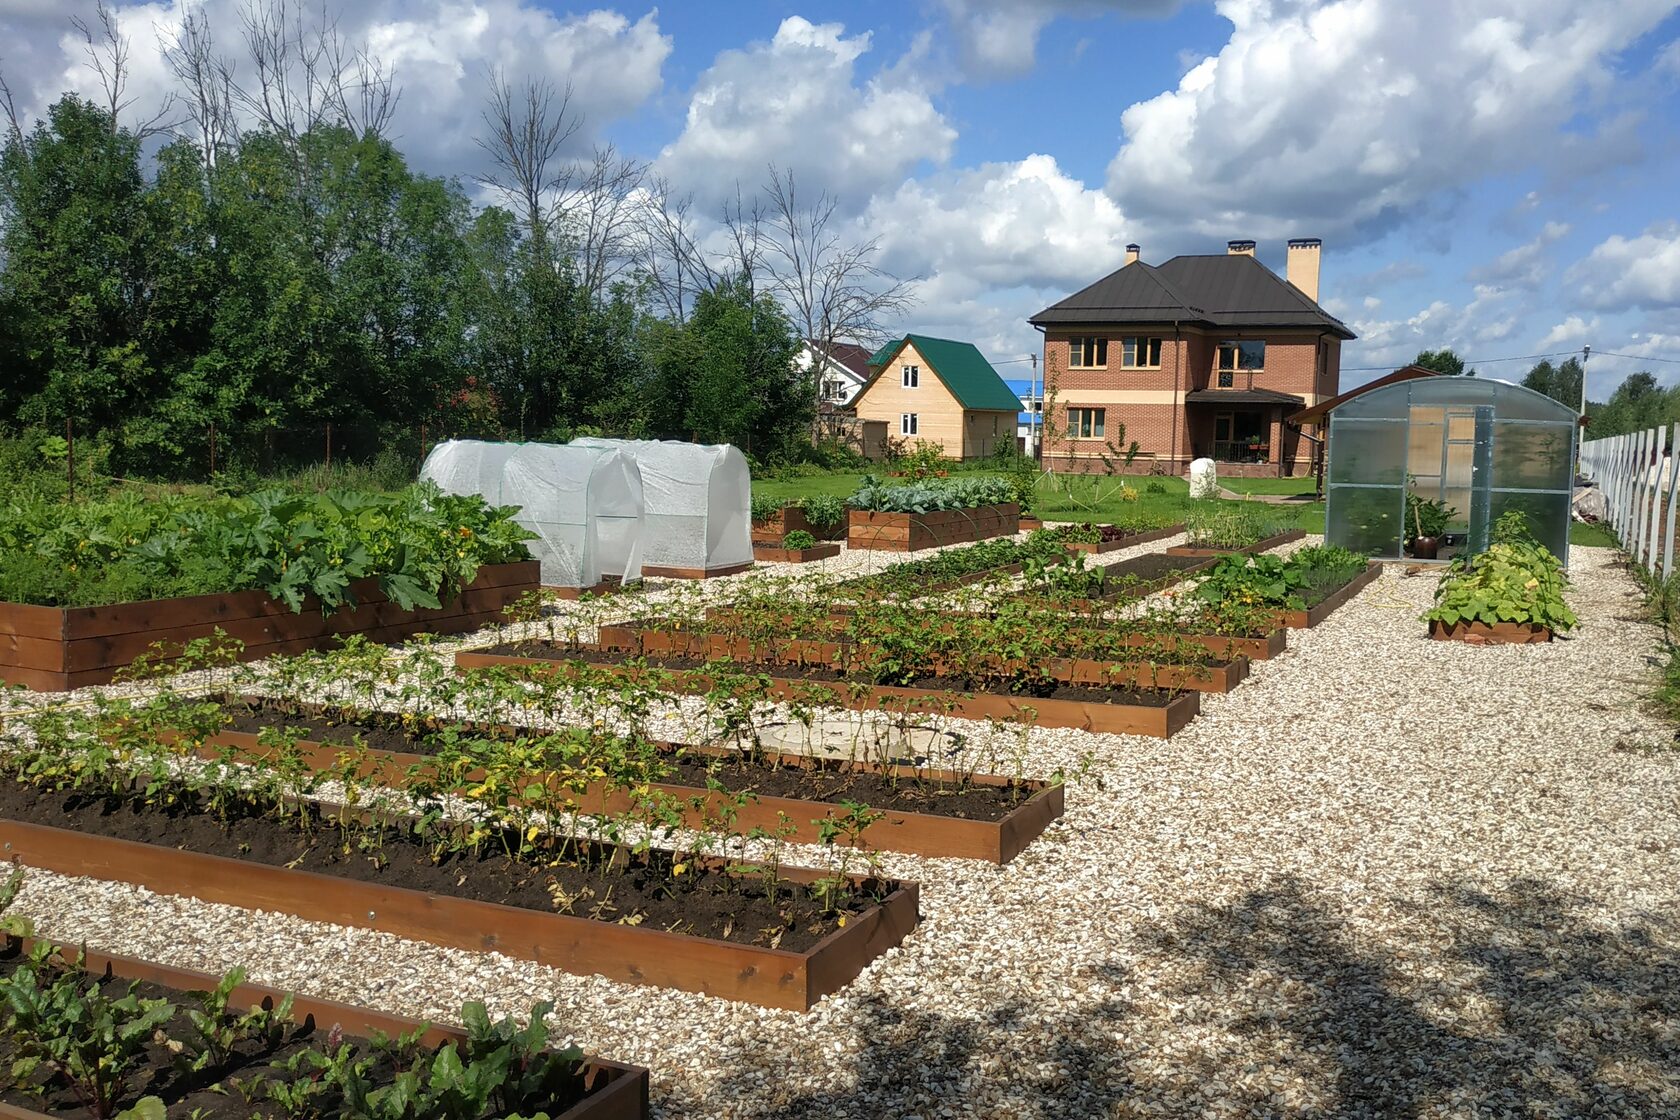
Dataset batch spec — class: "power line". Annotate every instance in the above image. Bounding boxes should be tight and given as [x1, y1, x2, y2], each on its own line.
[1341, 349, 1581, 373]
[1592, 350, 1680, 366]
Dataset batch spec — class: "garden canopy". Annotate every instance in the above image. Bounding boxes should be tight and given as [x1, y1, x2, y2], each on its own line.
[420, 440, 644, 588]
[571, 438, 752, 574]
[1323, 377, 1576, 565]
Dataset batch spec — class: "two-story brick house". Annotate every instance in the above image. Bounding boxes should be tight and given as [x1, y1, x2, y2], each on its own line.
[1029, 239, 1357, 476]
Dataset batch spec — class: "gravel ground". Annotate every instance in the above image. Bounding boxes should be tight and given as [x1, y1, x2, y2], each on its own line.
[11, 542, 1680, 1118]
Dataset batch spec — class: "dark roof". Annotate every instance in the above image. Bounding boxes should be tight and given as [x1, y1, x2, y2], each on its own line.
[1286, 364, 1439, 425]
[811, 340, 874, 380]
[862, 334, 1022, 411]
[1030, 253, 1355, 340]
[1183, 388, 1305, 406]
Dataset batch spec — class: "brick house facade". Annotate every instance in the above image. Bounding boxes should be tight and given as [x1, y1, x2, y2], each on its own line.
[1030, 239, 1356, 477]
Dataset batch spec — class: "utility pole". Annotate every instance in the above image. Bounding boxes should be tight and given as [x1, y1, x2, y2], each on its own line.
[1029, 352, 1039, 460]
[1579, 345, 1590, 418]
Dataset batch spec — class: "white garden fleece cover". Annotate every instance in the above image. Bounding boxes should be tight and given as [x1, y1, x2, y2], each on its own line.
[420, 439, 644, 588]
[570, 438, 752, 572]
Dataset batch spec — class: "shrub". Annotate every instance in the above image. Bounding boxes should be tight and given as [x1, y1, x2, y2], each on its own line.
[800, 495, 846, 529]
[1422, 512, 1576, 633]
[750, 494, 785, 523]
[890, 440, 953, 480]
[782, 529, 818, 549]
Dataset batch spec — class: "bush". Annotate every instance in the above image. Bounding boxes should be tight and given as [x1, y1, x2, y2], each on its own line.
[800, 494, 846, 529]
[750, 493, 785, 523]
[889, 440, 953, 480]
[782, 529, 818, 549]
[1422, 512, 1576, 633]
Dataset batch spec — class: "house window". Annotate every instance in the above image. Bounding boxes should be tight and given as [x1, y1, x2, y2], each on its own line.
[901, 413, 918, 435]
[1121, 337, 1163, 369]
[1068, 337, 1108, 368]
[822, 378, 846, 400]
[1217, 340, 1266, 374]
[1067, 408, 1105, 439]
[901, 364, 919, 388]
[1217, 371, 1234, 388]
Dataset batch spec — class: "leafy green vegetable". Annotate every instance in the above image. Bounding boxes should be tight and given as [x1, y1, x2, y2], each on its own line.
[0, 482, 532, 612]
[782, 530, 818, 549]
[1422, 511, 1576, 633]
[847, 474, 1014, 513]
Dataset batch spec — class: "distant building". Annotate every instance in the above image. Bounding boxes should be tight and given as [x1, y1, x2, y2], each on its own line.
[852, 334, 1021, 460]
[1030, 238, 1357, 477]
[795, 340, 875, 410]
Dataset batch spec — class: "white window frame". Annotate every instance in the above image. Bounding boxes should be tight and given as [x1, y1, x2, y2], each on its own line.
[901, 364, 919, 388]
[901, 412, 918, 435]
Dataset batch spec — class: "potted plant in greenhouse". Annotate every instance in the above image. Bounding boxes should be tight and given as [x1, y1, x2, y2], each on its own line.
[1406, 493, 1454, 559]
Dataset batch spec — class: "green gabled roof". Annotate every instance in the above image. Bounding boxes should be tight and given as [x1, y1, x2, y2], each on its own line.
[870, 334, 1021, 411]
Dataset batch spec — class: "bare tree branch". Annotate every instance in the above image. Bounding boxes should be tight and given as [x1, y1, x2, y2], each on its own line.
[760, 166, 917, 409]
[162, 5, 237, 170]
[0, 67, 25, 147]
[71, 0, 177, 139]
[555, 144, 646, 299]
[632, 175, 714, 324]
[475, 69, 581, 249]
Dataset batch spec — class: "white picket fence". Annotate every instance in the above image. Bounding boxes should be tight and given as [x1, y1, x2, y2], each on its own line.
[1579, 425, 1680, 578]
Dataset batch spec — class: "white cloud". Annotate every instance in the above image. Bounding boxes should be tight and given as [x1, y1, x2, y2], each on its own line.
[1539, 314, 1597, 348]
[1567, 222, 1680, 310]
[864, 153, 1131, 292]
[7, 1, 670, 174]
[937, 0, 1181, 77]
[1348, 283, 1519, 371]
[1106, 0, 1676, 241]
[1470, 220, 1570, 288]
[657, 17, 954, 207]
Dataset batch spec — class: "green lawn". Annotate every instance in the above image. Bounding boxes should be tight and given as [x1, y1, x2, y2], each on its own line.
[1569, 520, 1617, 548]
[753, 468, 1327, 533]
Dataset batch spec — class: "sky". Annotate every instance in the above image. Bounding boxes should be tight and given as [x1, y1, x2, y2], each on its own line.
[3, 0, 1680, 397]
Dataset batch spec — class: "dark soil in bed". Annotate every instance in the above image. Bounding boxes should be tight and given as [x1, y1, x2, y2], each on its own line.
[213, 697, 1034, 822]
[0, 779, 873, 953]
[477, 642, 1182, 708]
[0, 945, 596, 1119]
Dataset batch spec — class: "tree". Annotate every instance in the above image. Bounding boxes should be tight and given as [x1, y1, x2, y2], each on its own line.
[760, 166, 915, 411]
[1414, 348, 1475, 377]
[1521, 357, 1584, 410]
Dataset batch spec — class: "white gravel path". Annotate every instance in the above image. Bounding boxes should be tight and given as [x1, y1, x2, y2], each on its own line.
[10, 543, 1680, 1118]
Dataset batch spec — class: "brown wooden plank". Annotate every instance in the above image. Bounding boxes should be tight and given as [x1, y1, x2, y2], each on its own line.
[455, 651, 1200, 737]
[0, 816, 917, 1011]
[0, 603, 67, 642]
[0, 633, 68, 675]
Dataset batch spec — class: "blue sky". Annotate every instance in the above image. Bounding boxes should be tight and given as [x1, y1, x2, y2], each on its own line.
[5, 0, 1680, 396]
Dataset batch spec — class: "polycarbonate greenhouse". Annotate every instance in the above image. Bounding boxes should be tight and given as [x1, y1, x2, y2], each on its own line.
[571, 438, 753, 576]
[1324, 377, 1577, 565]
[420, 440, 645, 589]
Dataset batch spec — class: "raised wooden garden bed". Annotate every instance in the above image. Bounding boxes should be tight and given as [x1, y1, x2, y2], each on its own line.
[1164, 529, 1307, 558]
[1427, 619, 1554, 644]
[593, 624, 1245, 694]
[848, 503, 1020, 552]
[753, 541, 843, 564]
[1018, 516, 1044, 531]
[1060, 524, 1185, 554]
[0, 938, 649, 1120]
[549, 576, 625, 600]
[455, 647, 1202, 737]
[1265, 563, 1382, 629]
[0, 561, 540, 692]
[641, 561, 755, 580]
[752, 505, 844, 543]
[0, 806, 918, 1012]
[185, 717, 1064, 864]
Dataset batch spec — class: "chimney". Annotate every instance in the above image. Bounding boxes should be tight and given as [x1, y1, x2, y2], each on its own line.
[1227, 239, 1256, 256]
[1124, 243, 1140, 265]
[1287, 237, 1322, 303]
